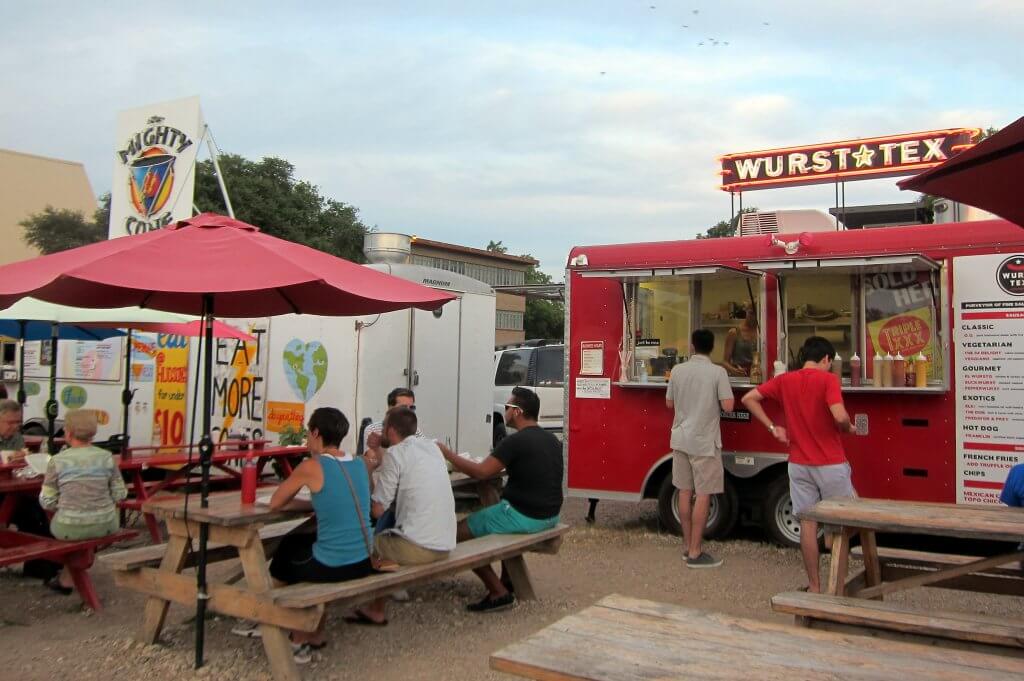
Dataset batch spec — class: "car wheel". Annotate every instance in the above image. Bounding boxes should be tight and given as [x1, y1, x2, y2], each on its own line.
[761, 473, 823, 548]
[657, 474, 738, 539]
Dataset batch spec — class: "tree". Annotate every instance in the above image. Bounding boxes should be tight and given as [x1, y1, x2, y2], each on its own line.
[697, 206, 758, 239]
[194, 154, 369, 262]
[20, 193, 110, 254]
[487, 241, 564, 339]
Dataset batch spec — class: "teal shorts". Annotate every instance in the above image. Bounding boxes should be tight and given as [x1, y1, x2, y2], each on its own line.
[466, 500, 559, 538]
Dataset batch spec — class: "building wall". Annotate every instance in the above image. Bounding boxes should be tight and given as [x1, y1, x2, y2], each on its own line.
[0, 149, 97, 265]
[410, 240, 533, 346]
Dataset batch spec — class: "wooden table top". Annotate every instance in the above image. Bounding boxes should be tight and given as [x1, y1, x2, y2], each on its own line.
[490, 594, 1024, 681]
[144, 471, 488, 527]
[142, 489, 308, 527]
[799, 497, 1024, 543]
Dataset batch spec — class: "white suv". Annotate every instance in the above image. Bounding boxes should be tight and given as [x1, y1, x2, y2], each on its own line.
[492, 341, 564, 446]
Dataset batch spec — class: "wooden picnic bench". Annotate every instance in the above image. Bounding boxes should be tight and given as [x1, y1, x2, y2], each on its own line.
[0, 527, 138, 611]
[490, 594, 1024, 680]
[771, 497, 1024, 654]
[108, 489, 567, 681]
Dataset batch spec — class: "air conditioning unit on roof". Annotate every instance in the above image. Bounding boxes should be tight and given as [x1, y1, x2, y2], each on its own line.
[739, 209, 840, 236]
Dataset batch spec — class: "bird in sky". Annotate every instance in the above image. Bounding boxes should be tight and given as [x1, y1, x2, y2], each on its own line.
[681, 24, 688, 28]
[693, 9, 699, 14]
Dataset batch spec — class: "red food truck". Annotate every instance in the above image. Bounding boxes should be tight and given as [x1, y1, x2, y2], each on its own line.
[564, 217, 1024, 546]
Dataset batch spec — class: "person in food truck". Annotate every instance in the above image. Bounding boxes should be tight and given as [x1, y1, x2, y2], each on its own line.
[347, 405, 456, 626]
[741, 336, 855, 594]
[666, 328, 734, 569]
[439, 386, 563, 612]
[722, 302, 759, 377]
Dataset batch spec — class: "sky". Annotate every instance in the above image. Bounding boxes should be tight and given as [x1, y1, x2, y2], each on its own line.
[2, 1, 1022, 279]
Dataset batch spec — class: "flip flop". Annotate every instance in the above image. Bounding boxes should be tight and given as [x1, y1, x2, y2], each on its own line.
[343, 610, 388, 627]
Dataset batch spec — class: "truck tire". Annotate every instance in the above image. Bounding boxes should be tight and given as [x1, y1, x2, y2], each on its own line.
[761, 473, 823, 548]
[657, 475, 738, 539]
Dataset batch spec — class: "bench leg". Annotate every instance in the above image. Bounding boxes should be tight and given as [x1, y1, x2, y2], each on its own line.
[139, 532, 189, 644]
[237, 532, 302, 681]
[66, 549, 101, 612]
[502, 556, 537, 601]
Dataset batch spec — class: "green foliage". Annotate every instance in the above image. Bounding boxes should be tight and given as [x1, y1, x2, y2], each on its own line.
[194, 154, 369, 262]
[486, 240, 508, 254]
[697, 206, 758, 239]
[20, 194, 110, 254]
[277, 423, 308, 446]
[525, 298, 564, 339]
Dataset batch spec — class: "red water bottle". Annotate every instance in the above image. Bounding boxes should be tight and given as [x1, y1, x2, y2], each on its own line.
[241, 450, 258, 505]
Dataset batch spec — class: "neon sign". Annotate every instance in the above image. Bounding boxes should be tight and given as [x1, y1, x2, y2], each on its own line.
[719, 128, 980, 192]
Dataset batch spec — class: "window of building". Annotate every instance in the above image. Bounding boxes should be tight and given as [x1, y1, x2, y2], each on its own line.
[495, 348, 532, 386]
[496, 310, 524, 331]
[412, 254, 526, 287]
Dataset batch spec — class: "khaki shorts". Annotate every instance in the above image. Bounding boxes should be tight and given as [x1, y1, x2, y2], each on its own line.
[672, 450, 724, 495]
[374, 532, 449, 566]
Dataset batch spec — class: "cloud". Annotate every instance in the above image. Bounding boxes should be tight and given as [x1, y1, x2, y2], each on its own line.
[1, 1, 1021, 280]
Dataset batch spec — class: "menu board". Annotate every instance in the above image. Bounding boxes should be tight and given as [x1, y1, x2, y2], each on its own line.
[953, 254, 1024, 504]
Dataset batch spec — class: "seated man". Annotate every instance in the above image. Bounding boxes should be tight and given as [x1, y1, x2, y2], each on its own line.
[441, 386, 563, 612]
[362, 387, 421, 465]
[350, 406, 455, 625]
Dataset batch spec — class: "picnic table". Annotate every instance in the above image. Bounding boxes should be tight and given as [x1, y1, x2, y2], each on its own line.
[121, 472, 512, 680]
[490, 594, 1024, 680]
[801, 497, 1024, 598]
[771, 497, 1024, 654]
[0, 445, 306, 542]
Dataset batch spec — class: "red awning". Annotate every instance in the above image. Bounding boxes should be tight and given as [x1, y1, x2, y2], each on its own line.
[899, 116, 1024, 228]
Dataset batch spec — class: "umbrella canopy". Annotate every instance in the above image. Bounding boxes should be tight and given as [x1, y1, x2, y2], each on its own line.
[129, 319, 255, 341]
[0, 212, 454, 668]
[0, 296, 189, 341]
[0, 213, 456, 315]
[0, 319, 123, 342]
[899, 116, 1024, 227]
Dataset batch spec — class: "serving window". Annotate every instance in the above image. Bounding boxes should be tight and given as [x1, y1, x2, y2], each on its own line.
[591, 265, 762, 385]
[752, 254, 946, 390]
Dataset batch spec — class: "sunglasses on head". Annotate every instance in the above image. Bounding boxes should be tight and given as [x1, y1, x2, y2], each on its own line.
[504, 403, 520, 411]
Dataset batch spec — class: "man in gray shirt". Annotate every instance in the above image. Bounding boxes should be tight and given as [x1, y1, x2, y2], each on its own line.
[666, 329, 734, 568]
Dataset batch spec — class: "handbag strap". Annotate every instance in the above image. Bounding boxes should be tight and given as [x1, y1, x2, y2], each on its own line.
[329, 455, 374, 560]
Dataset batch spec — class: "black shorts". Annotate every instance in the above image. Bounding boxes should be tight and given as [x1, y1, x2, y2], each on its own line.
[269, 532, 372, 584]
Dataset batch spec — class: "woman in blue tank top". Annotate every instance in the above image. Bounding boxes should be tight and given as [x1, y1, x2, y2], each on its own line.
[258, 407, 372, 660]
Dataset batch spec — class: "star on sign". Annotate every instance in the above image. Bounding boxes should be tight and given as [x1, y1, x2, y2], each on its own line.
[852, 144, 876, 168]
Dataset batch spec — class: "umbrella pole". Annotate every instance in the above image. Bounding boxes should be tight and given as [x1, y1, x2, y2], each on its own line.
[46, 324, 58, 455]
[195, 297, 215, 669]
[121, 329, 134, 452]
[16, 321, 26, 406]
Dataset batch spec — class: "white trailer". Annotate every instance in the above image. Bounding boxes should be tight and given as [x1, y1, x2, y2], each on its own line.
[4, 259, 496, 456]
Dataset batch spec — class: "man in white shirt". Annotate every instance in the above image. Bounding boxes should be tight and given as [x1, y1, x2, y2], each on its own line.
[666, 329, 734, 569]
[347, 405, 456, 625]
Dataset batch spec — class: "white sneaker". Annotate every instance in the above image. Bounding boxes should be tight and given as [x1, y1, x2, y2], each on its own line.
[292, 643, 313, 665]
[231, 621, 261, 638]
[391, 589, 410, 602]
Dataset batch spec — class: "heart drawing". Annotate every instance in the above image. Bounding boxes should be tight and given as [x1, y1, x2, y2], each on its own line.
[282, 339, 329, 402]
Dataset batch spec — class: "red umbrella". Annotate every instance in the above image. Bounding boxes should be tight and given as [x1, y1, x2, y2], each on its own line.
[0, 212, 454, 315]
[899, 116, 1024, 227]
[129, 319, 255, 340]
[0, 213, 454, 666]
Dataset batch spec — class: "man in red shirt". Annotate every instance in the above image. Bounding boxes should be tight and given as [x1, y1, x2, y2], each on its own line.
[742, 336, 855, 593]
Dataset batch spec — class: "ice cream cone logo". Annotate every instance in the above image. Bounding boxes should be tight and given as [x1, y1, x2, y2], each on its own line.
[129, 148, 176, 217]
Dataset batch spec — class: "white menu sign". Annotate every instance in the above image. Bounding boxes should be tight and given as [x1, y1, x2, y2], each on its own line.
[953, 254, 1024, 504]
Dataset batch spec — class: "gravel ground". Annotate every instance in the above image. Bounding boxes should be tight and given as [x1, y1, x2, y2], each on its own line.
[1, 497, 1021, 680]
